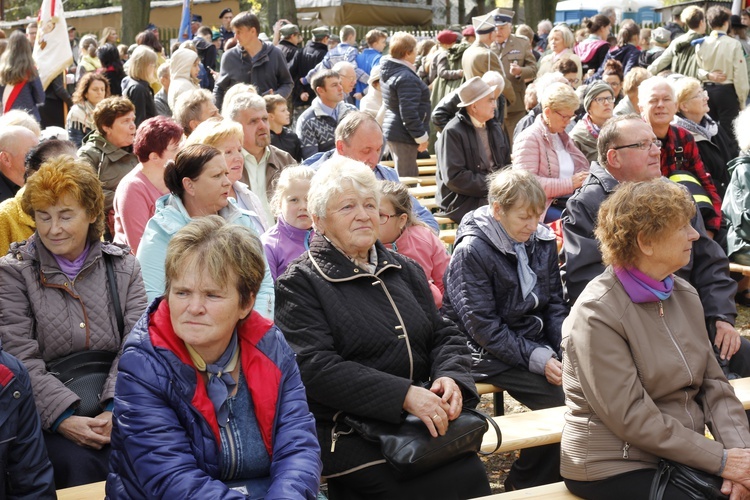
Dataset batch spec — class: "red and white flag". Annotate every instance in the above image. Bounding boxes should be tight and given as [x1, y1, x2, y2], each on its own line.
[32, 0, 73, 90]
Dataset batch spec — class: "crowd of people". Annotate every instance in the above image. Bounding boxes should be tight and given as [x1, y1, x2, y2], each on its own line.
[7, 3, 750, 499]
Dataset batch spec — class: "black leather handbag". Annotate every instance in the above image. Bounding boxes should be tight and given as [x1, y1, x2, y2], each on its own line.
[45, 253, 124, 418]
[345, 407, 502, 478]
[649, 459, 728, 500]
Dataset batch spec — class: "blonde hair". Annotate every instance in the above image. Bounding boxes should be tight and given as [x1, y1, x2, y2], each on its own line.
[186, 118, 243, 148]
[379, 180, 424, 229]
[126, 45, 157, 82]
[270, 165, 315, 215]
[673, 76, 703, 113]
[595, 179, 695, 267]
[541, 81, 579, 112]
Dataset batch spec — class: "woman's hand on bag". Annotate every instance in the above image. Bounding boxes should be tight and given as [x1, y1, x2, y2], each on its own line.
[430, 377, 463, 421]
[57, 415, 112, 449]
[721, 449, 750, 492]
[403, 385, 451, 438]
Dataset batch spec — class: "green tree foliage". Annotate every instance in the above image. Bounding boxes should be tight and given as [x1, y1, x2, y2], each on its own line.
[524, 0, 556, 33]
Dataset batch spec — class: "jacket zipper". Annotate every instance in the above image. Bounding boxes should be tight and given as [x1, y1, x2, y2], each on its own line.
[622, 442, 629, 459]
[330, 410, 353, 453]
[658, 300, 696, 429]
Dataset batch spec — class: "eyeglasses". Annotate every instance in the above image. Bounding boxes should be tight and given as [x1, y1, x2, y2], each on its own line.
[554, 110, 575, 121]
[592, 95, 615, 104]
[611, 139, 662, 151]
[379, 212, 399, 224]
[566, 77, 580, 86]
[690, 90, 709, 100]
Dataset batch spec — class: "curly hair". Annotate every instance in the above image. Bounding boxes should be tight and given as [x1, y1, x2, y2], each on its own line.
[22, 155, 105, 242]
[72, 72, 111, 105]
[595, 179, 696, 268]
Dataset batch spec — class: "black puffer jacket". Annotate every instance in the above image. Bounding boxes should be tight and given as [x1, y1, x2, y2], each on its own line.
[275, 236, 477, 477]
[293, 40, 327, 107]
[380, 56, 431, 145]
[436, 109, 510, 223]
[443, 207, 568, 375]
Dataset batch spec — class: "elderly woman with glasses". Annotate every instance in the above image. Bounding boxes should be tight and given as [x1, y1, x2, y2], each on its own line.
[513, 82, 589, 222]
[275, 157, 491, 499]
[570, 82, 615, 163]
[673, 77, 737, 199]
[562, 179, 750, 499]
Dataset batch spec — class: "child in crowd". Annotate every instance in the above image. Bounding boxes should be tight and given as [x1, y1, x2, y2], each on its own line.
[265, 94, 302, 162]
[378, 181, 450, 308]
[261, 165, 315, 280]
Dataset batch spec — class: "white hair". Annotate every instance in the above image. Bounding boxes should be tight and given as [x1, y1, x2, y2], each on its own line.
[222, 92, 265, 121]
[637, 76, 675, 108]
[308, 156, 379, 219]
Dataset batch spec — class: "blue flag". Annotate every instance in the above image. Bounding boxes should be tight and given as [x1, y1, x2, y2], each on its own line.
[178, 0, 191, 41]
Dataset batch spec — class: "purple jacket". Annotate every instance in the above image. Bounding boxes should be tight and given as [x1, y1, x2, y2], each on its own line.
[261, 216, 314, 281]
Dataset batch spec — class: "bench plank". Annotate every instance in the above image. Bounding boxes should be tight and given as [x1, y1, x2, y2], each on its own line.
[729, 263, 750, 277]
[419, 165, 437, 175]
[482, 406, 567, 454]
[440, 229, 456, 245]
[473, 481, 581, 499]
[408, 185, 437, 198]
[57, 480, 105, 500]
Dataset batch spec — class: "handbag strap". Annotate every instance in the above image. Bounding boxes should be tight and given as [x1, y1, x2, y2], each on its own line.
[104, 252, 124, 337]
[464, 407, 503, 456]
[649, 460, 671, 500]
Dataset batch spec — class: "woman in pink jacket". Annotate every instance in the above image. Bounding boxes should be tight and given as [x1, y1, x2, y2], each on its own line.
[513, 82, 589, 222]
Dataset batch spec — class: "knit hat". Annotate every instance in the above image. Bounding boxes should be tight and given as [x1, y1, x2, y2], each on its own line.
[436, 29, 459, 44]
[583, 81, 614, 111]
[472, 14, 496, 35]
[457, 77, 497, 107]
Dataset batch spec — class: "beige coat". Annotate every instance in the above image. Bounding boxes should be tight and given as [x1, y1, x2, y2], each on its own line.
[462, 41, 516, 106]
[492, 35, 537, 114]
[561, 268, 750, 481]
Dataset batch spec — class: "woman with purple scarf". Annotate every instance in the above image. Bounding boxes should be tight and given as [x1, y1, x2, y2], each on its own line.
[0, 157, 148, 489]
[561, 179, 750, 499]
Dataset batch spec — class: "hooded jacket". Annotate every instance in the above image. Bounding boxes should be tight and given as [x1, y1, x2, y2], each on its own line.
[0, 236, 147, 429]
[648, 30, 704, 78]
[136, 194, 274, 318]
[588, 43, 641, 82]
[107, 299, 321, 499]
[443, 206, 568, 377]
[168, 49, 200, 110]
[380, 56, 431, 145]
[435, 109, 510, 223]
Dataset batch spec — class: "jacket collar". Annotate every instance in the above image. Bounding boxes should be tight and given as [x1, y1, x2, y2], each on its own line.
[588, 161, 620, 194]
[458, 205, 554, 255]
[307, 234, 401, 282]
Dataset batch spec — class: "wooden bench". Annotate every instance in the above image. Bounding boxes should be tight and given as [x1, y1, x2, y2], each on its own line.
[435, 216, 455, 226]
[398, 176, 420, 186]
[57, 480, 105, 500]
[439, 228, 456, 245]
[419, 165, 437, 175]
[729, 263, 750, 277]
[420, 197, 437, 210]
[473, 481, 581, 499]
[382, 156, 437, 169]
[408, 185, 437, 199]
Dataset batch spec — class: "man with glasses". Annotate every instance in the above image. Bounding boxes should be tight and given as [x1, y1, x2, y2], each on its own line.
[561, 114, 750, 381]
[639, 76, 722, 236]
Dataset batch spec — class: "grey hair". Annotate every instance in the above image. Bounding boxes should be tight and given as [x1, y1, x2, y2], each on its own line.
[538, 19, 553, 33]
[223, 92, 265, 121]
[0, 110, 41, 137]
[220, 83, 258, 117]
[172, 89, 214, 134]
[335, 111, 381, 144]
[490, 168, 546, 215]
[308, 155, 379, 219]
[637, 75, 675, 109]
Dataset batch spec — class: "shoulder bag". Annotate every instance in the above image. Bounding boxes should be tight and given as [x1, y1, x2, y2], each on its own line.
[345, 406, 502, 479]
[46, 253, 124, 417]
[649, 459, 728, 500]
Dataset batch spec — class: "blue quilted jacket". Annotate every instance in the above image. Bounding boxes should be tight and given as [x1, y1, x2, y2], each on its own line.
[107, 299, 321, 499]
[380, 57, 430, 145]
[443, 207, 568, 376]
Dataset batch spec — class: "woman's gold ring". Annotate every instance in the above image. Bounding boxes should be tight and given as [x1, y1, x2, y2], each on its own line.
[432, 414, 439, 420]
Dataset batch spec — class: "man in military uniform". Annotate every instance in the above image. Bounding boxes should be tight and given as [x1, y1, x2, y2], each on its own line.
[462, 13, 515, 118]
[490, 8, 537, 143]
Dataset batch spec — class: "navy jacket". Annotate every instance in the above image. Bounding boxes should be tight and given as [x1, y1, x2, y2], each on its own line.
[0, 346, 55, 499]
[380, 57, 430, 145]
[443, 207, 568, 376]
[107, 299, 321, 499]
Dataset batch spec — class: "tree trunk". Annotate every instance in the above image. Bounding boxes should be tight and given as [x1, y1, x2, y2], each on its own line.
[121, 0, 149, 45]
[266, 0, 278, 28]
[278, 0, 297, 24]
[523, 0, 555, 34]
[458, 0, 464, 24]
[445, 0, 451, 25]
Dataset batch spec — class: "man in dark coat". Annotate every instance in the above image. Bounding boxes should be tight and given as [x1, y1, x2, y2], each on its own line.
[562, 114, 750, 381]
[436, 77, 510, 223]
[292, 27, 329, 122]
